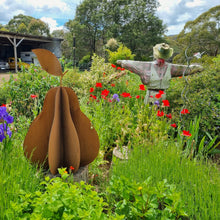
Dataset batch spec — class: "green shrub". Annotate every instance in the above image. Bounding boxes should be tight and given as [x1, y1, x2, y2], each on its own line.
[79, 54, 91, 65]
[106, 45, 135, 65]
[2, 65, 59, 119]
[0, 86, 9, 105]
[8, 168, 122, 220]
[167, 55, 220, 139]
[110, 140, 220, 219]
[105, 175, 188, 219]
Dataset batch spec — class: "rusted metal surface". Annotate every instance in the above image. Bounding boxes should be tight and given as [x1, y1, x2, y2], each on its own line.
[23, 49, 100, 175]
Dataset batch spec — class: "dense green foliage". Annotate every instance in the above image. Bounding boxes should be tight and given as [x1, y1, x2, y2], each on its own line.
[8, 169, 113, 220]
[106, 45, 135, 65]
[110, 140, 220, 219]
[1, 14, 50, 36]
[1, 65, 59, 119]
[174, 5, 220, 63]
[105, 175, 188, 219]
[167, 55, 220, 139]
[64, 0, 165, 62]
[0, 53, 219, 219]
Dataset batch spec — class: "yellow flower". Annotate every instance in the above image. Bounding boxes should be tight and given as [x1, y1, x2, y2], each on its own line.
[138, 186, 143, 191]
[64, 171, 68, 174]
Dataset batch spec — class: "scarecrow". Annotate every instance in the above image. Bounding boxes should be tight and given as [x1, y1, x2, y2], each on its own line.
[117, 43, 202, 104]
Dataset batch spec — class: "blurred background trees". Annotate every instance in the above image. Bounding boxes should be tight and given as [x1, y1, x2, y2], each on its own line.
[0, 2, 219, 66]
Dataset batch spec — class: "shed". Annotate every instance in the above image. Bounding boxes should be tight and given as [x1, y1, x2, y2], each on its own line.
[0, 30, 63, 72]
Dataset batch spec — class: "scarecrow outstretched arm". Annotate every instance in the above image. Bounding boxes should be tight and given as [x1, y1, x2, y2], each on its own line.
[117, 60, 152, 84]
[117, 60, 151, 76]
[170, 63, 203, 77]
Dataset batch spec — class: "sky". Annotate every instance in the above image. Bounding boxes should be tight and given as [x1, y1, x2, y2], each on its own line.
[0, 0, 219, 35]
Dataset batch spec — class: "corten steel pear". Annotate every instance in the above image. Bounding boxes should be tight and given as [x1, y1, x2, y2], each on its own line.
[23, 49, 100, 175]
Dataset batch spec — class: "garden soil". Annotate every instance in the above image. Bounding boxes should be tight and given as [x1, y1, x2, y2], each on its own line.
[0, 73, 16, 84]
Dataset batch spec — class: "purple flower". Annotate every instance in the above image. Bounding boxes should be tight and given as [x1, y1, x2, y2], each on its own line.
[0, 124, 12, 142]
[112, 94, 120, 102]
[0, 107, 7, 119]
[0, 107, 13, 124]
[5, 115, 13, 124]
[0, 107, 13, 142]
[154, 100, 160, 107]
[0, 129, 5, 142]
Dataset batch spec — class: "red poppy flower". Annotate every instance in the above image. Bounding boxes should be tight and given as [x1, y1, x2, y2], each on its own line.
[157, 110, 164, 117]
[70, 166, 75, 171]
[117, 66, 121, 70]
[162, 100, 170, 107]
[90, 94, 97, 100]
[166, 113, 172, 119]
[171, 123, 177, 128]
[121, 92, 131, 98]
[95, 83, 102, 88]
[155, 93, 162, 99]
[159, 90, 165, 94]
[90, 88, 94, 93]
[139, 84, 145, 91]
[121, 68, 125, 71]
[1, 104, 6, 107]
[181, 109, 190, 114]
[182, 130, 191, 137]
[101, 89, 110, 97]
[136, 95, 140, 99]
[111, 83, 115, 87]
[30, 94, 37, 99]
[111, 64, 116, 68]
[149, 95, 153, 98]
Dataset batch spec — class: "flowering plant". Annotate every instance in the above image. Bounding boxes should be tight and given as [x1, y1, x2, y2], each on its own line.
[0, 106, 14, 153]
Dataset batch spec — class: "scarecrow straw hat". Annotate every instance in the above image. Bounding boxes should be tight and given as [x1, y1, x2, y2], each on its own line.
[153, 43, 173, 59]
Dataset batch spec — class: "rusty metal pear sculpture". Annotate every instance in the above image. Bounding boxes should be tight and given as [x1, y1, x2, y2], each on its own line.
[23, 49, 99, 175]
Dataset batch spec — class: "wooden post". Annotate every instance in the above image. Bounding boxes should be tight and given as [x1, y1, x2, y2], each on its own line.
[14, 37, 18, 73]
[7, 36, 25, 73]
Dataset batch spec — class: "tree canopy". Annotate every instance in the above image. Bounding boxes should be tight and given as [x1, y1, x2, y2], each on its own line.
[174, 5, 220, 63]
[4, 14, 50, 36]
[64, 0, 166, 62]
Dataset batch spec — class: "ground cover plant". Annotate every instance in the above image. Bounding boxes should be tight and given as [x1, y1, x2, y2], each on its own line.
[0, 54, 219, 219]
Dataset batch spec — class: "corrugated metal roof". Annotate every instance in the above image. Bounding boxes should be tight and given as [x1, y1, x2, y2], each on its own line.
[0, 30, 63, 46]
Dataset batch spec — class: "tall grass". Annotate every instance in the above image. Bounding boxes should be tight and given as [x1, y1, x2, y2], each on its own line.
[110, 139, 220, 219]
[0, 131, 43, 219]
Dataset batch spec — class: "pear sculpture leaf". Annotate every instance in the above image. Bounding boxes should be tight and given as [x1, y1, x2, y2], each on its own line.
[23, 49, 100, 175]
[32, 49, 63, 76]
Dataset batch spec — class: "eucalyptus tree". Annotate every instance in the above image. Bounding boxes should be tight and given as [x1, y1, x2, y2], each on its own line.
[104, 0, 166, 60]
[174, 5, 220, 63]
[65, 0, 165, 62]
[65, 0, 106, 61]
[5, 14, 50, 36]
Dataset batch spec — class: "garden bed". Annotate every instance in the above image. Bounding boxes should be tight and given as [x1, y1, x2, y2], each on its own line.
[0, 56, 219, 219]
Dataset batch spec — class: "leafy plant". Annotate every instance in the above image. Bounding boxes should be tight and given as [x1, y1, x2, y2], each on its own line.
[177, 115, 220, 159]
[2, 64, 59, 119]
[167, 55, 220, 139]
[105, 175, 188, 219]
[106, 44, 135, 65]
[8, 168, 121, 220]
[110, 139, 220, 219]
